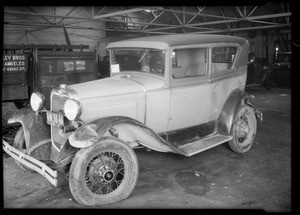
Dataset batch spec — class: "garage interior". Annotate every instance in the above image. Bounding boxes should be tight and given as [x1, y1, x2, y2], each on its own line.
[2, 4, 292, 211]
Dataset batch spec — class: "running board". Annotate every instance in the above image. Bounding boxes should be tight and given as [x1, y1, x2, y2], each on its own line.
[178, 134, 233, 157]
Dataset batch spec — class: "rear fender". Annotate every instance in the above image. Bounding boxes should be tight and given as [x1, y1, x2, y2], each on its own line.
[68, 116, 186, 155]
[7, 107, 51, 160]
[217, 89, 262, 136]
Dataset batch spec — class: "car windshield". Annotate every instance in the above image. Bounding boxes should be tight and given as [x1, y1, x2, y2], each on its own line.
[110, 48, 165, 76]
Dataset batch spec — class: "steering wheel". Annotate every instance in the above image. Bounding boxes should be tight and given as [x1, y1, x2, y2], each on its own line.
[150, 64, 165, 74]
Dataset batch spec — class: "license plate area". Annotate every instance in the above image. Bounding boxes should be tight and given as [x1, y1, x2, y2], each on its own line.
[46, 111, 64, 127]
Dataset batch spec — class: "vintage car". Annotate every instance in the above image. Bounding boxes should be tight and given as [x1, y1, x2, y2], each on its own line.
[3, 34, 262, 206]
[271, 52, 291, 86]
[246, 52, 273, 90]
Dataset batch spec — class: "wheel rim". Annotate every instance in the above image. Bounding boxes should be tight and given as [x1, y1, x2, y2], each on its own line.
[84, 151, 125, 196]
[234, 109, 255, 148]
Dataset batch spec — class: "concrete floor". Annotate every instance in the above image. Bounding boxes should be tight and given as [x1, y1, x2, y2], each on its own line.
[2, 86, 291, 211]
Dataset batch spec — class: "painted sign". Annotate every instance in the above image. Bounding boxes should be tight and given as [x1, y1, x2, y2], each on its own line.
[2, 54, 28, 72]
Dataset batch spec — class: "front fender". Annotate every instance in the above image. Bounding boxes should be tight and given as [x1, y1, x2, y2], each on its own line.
[68, 116, 186, 155]
[7, 107, 51, 159]
[217, 89, 262, 136]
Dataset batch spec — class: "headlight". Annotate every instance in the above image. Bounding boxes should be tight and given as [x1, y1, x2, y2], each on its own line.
[30, 92, 45, 111]
[64, 99, 82, 121]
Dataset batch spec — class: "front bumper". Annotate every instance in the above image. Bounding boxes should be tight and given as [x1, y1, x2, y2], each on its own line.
[2, 140, 58, 186]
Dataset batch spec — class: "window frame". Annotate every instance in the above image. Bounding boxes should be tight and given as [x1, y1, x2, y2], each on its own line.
[170, 45, 210, 88]
[108, 48, 167, 79]
[209, 43, 241, 82]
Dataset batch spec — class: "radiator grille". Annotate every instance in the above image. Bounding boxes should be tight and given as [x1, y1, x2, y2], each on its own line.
[51, 93, 70, 149]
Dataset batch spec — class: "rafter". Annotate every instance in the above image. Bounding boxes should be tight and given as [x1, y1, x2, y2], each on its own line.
[141, 11, 164, 30]
[57, 7, 77, 24]
[81, 7, 93, 18]
[247, 6, 258, 17]
[26, 7, 53, 24]
[95, 7, 106, 17]
[170, 7, 183, 25]
[235, 6, 244, 18]
[93, 8, 147, 19]
[193, 23, 291, 34]
[158, 7, 237, 20]
[187, 6, 205, 24]
[280, 2, 289, 24]
[219, 7, 230, 30]
[4, 6, 291, 36]
[4, 10, 178, 28]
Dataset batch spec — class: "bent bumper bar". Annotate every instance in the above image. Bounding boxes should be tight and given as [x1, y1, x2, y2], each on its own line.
[2, 140, 58, 186]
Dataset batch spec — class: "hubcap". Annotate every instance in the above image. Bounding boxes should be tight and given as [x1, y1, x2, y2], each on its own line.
[104, 171, 114, 182]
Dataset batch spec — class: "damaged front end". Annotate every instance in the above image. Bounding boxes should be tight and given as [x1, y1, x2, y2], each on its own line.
[6, 106, 52, 160]
[3, 90, 78, 186]
[2, 106, 60, 185]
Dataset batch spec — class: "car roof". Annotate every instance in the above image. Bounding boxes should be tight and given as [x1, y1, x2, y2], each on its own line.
[106, 34, 248, 49]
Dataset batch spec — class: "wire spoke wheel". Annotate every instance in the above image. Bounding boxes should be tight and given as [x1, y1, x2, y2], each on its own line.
[85, 151, 125, 196]
[229, 105, 257, 153]
[69, 137, 139, 206]
[2, 119, 21, 144]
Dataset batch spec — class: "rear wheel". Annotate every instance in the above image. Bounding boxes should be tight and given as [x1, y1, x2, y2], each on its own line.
[228, 105, 257, 153]
[69, 136, 139, 206]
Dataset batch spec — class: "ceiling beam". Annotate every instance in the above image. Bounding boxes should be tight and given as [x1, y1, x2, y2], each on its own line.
[81, 7, 93, 18]
[248, 20, 286, 26]
[95, 7, 106, 17]
[57, 7, 77, 24]
[235, 6, 244, 18]
[187, 6, 205, 24]
[280, 2, 289, 24]
[93, 8, 147, 19]
[141, 11, 164, 30]
[169, 7, 183, 25]
[158, 7, 237, 20]
[4, 10, 178, 28]
[219, 7, 230, 30]
[4, 22, 175, 35]
[246, 12, 291, 21]
[193, 23, 291, 34]
[26, 7, 53, 24]
[164, 12, 291, 29]
[247, 6, 258, 17]
[4, 7, 291, 36]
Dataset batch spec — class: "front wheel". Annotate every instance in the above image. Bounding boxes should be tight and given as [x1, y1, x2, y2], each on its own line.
[69, 136, 139, 206]
[228, 105, 257, 153]
[13, 128, 36, 173]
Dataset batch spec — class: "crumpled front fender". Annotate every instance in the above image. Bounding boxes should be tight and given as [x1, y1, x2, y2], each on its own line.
[8, 107, 51, 159]
[68, 116, 186, 155]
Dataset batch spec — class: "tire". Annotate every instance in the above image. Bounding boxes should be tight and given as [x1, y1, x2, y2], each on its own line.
[69, 136, 139, 206]
[13, 128, 36, 173]
[228, 105, 257, 153]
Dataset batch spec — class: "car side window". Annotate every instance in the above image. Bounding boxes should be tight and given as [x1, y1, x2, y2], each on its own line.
[172, 48, 208, 79]
[211, 47, 237, 74]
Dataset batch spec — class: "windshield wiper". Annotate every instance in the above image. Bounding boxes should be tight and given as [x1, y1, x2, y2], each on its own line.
[138, 49, 150, 63]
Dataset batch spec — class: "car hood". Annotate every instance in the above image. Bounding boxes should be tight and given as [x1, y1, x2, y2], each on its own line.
[67, 74, 165, 100]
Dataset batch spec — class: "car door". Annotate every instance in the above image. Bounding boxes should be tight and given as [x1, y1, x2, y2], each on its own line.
[167, 46, 211, 132]
[208, 44, 245, 120]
